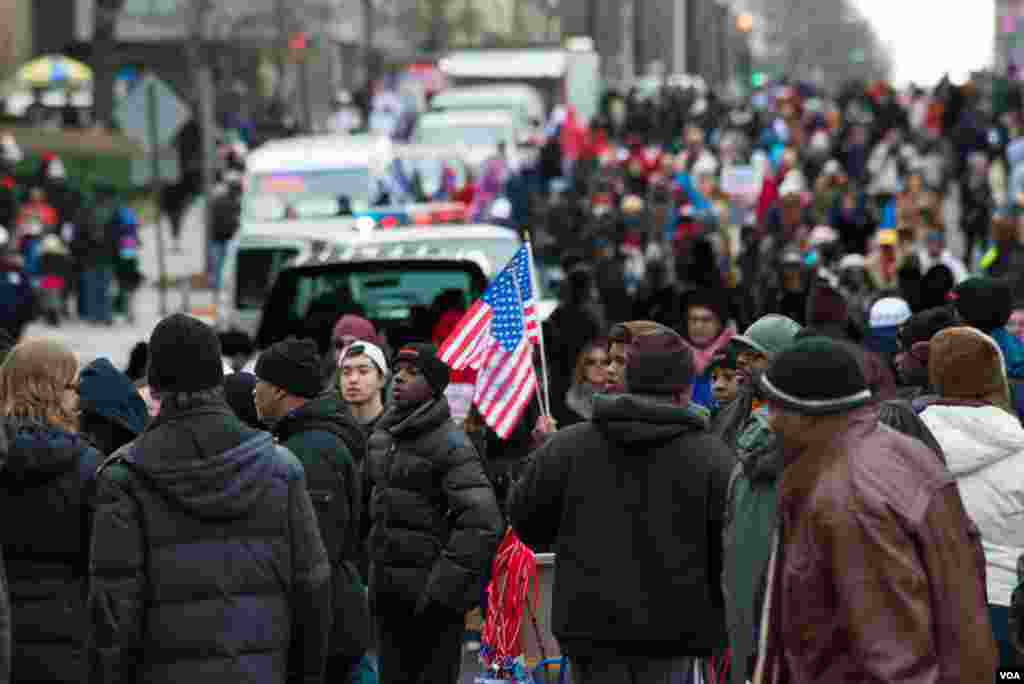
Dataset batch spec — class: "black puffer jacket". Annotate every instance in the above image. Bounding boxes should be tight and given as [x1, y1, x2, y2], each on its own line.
[88, 398, 331, 684]
[0, 421, 101, 683]
[366, 398, 503, 615]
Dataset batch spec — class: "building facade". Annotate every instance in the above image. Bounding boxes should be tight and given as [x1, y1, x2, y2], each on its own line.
[0, 0, 34, 79]
[559, 0, 750, 91]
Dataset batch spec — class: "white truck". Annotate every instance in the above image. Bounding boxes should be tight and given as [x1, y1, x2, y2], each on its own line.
[437, 38, 602, 125]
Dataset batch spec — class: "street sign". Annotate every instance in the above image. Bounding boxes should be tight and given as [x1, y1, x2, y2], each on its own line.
[115, 74, 190, 150]
[116, 73, 184, 316]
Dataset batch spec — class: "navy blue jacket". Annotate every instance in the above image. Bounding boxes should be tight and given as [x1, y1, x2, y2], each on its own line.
[0, 421, 100, 682]
[88, 399, 331, 684]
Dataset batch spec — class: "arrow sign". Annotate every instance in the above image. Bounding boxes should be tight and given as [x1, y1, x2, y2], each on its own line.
[115, 74, 191, 150]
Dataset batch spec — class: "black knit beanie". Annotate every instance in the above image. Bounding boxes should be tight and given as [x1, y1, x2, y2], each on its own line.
[626, 330, 696, 395]
[255, 337, 324, 399]
[759, 336, 872, 415]
[224, 372, 263, 430]
[394, 343, 450, 396]
[148, 314, 224, 393]
[951, 277, 1012, 332]
[899, 306, 960, 348]
[919, 265, 955, 312]
[681, 288, 731, 331]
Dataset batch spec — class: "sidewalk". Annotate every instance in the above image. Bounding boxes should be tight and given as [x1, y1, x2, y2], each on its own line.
[22, 199, 213, 367]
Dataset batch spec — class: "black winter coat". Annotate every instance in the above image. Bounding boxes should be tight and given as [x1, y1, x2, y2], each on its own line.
[0, 421, 101, 683]
[88, 399, 331, 684]
[366, 398, 503, 615]
[510, 394, 734, 659]
[273, 394, 371, 660]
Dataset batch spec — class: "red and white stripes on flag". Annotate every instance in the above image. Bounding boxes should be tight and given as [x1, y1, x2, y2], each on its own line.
[439, 245, 539, 438]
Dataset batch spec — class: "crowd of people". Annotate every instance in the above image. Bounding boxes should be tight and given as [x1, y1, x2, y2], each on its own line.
[0, 136, 143, 336]
[0, 73, 1022, 684]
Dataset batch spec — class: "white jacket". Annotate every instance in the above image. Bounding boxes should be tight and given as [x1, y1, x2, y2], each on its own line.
[921, 403, 1024, 605]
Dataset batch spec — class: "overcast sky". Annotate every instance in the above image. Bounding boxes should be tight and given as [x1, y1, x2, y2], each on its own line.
[851, 0, 995, 86]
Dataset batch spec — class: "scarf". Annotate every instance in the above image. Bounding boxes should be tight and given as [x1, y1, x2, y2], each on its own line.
[688, 326, 736, 376]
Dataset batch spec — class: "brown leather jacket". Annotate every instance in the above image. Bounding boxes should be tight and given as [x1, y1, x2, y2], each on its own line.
[756, 408, 996, 684]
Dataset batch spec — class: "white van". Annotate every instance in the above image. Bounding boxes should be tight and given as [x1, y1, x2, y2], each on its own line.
[218, 134, 393, 335]
[242, 134, 395, 222]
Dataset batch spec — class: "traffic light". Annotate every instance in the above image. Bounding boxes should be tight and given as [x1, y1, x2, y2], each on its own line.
[751, 71, 766, 88]
[736, 13, 754, 34]
[289, 33, 308, 51]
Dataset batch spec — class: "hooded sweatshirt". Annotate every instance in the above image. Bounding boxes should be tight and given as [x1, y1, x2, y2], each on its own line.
[88, 399, 331, 684]
[78, 357, 148, 455]
[510, 394, 735, 658]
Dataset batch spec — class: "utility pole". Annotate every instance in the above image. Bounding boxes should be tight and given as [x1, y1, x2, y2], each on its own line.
[187, 0, 218, 284]
[362, 0, 375, 87]
[93, 0, 125, 128]
[620, 1, 634, 82]
[145, 75, 168, 316]
[275, 0, 288, 101]
[674, 0, 689, 75]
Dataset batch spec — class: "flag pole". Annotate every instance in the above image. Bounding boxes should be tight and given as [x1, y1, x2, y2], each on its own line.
[524, 236, 552, 418]
[509, 246, 550, 419]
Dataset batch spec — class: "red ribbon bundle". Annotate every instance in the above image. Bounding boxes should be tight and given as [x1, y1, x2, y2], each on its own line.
[480, 529, 538, 673]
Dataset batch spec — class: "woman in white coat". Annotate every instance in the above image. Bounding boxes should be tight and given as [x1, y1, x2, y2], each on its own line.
[921, 326, 1024, 667]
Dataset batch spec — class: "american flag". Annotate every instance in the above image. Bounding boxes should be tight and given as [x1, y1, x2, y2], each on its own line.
[439, 245, 539, 438]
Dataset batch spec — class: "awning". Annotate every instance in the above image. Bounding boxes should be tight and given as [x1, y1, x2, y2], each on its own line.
[16, 55, 93, 87]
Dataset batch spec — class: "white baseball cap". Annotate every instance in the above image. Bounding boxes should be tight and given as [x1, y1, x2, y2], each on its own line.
[339, 341, 388, 376]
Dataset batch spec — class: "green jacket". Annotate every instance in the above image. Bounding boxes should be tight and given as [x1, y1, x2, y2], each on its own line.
[722, 406, 781, 684]
[273, 393, 371, 659]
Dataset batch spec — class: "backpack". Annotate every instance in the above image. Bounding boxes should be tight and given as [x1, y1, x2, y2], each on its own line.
[293, 419, 371, 659]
